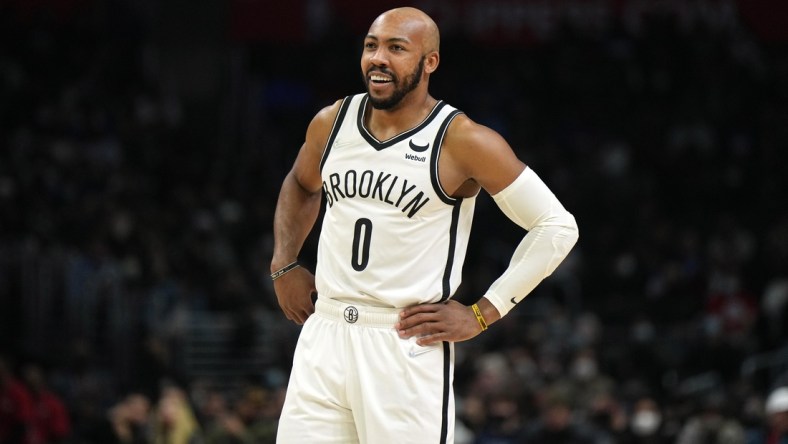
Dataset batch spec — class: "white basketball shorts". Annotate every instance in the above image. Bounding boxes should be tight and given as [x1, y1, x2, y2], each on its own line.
[276, 296, 455, 444]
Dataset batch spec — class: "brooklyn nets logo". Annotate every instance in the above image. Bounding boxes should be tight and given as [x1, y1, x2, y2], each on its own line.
[344, 306, 359, 324]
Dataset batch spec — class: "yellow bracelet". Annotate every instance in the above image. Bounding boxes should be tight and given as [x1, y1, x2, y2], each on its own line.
[471, 303, 488, 332]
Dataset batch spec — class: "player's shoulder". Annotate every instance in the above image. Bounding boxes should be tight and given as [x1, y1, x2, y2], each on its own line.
[444, 112, 507, 150]
[312, 98, 346, 127]
[310, 94, 363, 129]
[305, 97, 350, 147]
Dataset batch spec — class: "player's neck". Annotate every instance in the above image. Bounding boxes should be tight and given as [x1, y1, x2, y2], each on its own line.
[365, 92, 438, 141]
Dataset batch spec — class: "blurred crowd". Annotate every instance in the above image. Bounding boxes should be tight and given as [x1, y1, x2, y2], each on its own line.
[2, 0, 788, 443]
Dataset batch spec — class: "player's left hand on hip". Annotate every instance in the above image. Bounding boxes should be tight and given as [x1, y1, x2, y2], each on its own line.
[395, 300, 482, 346]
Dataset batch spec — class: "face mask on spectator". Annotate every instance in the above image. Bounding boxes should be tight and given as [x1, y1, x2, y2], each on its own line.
[571, 358, 598, 381]
[631, 410, 661, 436]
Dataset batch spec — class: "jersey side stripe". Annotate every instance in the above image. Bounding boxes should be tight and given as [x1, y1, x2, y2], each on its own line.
[439, 342, 451, 444]
[439, 200, 462, 302]
[319, 96, 353, 173]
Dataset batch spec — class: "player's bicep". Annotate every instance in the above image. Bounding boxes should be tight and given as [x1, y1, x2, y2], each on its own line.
[291, 141, 323, 193]
[449, 118, 526, 195]
[291, 101, 342, 193]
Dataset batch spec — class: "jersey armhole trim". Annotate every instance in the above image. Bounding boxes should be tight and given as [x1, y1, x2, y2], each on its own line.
[429, 110, 464, 205]
[319, 96, 353, 173]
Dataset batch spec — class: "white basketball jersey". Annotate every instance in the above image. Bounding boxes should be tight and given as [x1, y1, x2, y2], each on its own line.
[316, 93, 476, 308]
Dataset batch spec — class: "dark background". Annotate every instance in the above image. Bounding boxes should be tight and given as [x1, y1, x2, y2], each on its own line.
[1, 0, 788, 442]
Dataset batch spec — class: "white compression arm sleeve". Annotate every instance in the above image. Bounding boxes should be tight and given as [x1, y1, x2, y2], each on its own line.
[483, 167, 579, 317]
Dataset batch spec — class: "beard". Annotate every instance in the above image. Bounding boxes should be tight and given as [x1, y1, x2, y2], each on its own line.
[364, 56, 425, 110]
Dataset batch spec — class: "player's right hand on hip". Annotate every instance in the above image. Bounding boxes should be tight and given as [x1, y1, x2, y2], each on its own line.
[273, 267, 316, 324]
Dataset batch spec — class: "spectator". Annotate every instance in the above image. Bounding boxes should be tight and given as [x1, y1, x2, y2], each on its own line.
[202, 385, 279, 444]
[473, 393, 524, 444]
[21, 364, 71, 443]
[675, 391, 746, 444]
[518, 393, 599, 444]
[0, 356, 36, 444]
[566, 347, 616, 410]
[235, 386, 277, 444]
[151, 386, 201, 444]
[766, 387, 788, 443]
[82, 392, 151, 444]
[586, 392, 627, 442]
[620, 397, 671, 444]
[747, 387, 788, 444]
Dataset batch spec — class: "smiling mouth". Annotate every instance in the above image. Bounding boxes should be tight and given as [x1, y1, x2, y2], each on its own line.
[369, 73, 393, 85]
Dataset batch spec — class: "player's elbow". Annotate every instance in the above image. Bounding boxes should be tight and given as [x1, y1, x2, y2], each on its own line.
[564, 212, 579, 248]
[552, 210, 579, 255]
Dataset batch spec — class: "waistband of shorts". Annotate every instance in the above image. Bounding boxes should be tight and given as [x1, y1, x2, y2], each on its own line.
[314, 296, 402, 328]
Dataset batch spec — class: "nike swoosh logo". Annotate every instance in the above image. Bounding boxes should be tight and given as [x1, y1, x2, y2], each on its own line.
[409, 346, 438, 358]
[409, 140, 429, 152]
[511, 297, 518, 305]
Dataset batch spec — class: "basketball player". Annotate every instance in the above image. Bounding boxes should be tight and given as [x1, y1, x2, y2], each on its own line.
[270, 7, 579, 443]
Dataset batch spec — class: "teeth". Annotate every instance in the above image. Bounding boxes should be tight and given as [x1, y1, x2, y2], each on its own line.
[371, 75, 391, 83]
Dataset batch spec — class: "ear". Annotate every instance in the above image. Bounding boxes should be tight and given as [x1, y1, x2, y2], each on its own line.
[424, 51, 440, 74]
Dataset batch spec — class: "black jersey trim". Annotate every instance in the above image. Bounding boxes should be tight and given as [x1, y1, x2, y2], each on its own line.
[319, 96, 353, 173]
[440, 200, 462, 302]
[429, 110, 464, 205]
[357, 94, 448, 150]
[439, 342, 451, 444]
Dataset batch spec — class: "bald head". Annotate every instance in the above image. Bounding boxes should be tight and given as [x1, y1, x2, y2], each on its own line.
[370, 7, 440, 54]
[362, 7, 441, 109]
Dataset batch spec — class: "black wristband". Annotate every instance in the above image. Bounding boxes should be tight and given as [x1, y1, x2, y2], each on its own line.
[270, 261, 301, 281]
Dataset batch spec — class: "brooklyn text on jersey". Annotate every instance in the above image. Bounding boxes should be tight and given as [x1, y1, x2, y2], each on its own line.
[322, 169, 431, 218]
